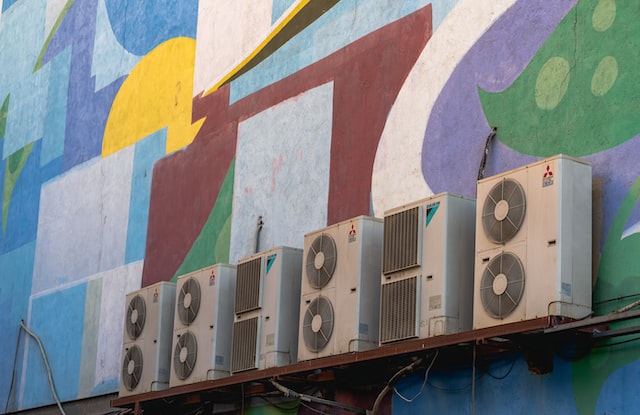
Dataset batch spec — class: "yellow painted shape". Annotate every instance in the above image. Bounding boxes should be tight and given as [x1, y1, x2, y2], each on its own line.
[102, 37, 204, 157]
[204, 0, 311, 96]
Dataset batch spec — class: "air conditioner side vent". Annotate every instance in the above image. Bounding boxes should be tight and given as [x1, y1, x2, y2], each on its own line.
[383, 206, 420, 274]
[235, 257, 262, 314]
[231, 317, 259, 373]
[380, 276, 418, 343]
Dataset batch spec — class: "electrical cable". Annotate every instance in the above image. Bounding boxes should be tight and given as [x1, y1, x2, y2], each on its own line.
[19, 320, 67, 415]
[592, 335, 640, 348]
[477, 127, 497, 181]
[298, 399, 331, 415]
[5, 326, 22, 414]
[483, 356, 516, 380]
[269, 379, 366, 414]
[593, 293, 640, 306]
[393, 350, 439, 403]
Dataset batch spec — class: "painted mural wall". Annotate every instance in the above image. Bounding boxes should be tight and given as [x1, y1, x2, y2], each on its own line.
[0, 0, 638, 413]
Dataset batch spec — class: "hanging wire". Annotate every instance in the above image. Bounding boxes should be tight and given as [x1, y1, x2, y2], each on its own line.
[477, 127, 497, 180]
[393, 350, 439, 403]
[20, 320, 67, 415]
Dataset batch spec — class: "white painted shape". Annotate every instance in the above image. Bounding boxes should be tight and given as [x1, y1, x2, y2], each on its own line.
[193, 0, 273, 95]
[230, 82, 333, 264]
[371, 0, 517, 217]
[622, 221, 640, 240]
[91, 0, 141, 91]
[32, 147, 134, 295]
[44, 0, 67, 34]
[94, 262, 143, 390]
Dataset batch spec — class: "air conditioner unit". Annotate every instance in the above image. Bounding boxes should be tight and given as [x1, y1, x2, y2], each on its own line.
[473, 154, 592, 329]
[169, 264, 236, 387]
[231, 246, 302, 374]
[380, 193, 475, 344]
[120, 281, 176, 397]
[298, 216, 383, 361]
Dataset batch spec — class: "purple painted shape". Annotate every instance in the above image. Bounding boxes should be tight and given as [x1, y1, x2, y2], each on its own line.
[41, 0, 123, 172]
[420, 0, 640, 239]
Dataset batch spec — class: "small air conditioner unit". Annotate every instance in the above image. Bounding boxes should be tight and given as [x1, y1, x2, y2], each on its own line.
[380, 193, 475, 344]
[231, 246, 302, 374]
[298, 215, 383, 361]
[473, 154, 592, 329]
[120, 281, 175, 397]
[170, 264, 236, 387]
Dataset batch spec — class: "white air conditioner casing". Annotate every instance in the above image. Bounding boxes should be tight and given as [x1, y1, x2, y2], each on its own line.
[120, 281, 176, 397]
[231, 246, 302, 373]
[298, 215, 383, 361]
[170, 264, 236, 387]
[379, 193, 475, 344]
[473, 154, 592, 329]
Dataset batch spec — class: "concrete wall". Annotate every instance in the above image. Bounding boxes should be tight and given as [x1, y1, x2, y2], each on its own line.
[0, 0, 638, 413]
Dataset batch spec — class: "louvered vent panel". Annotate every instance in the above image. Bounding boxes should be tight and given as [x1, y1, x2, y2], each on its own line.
[380, 277, 418, 343]
[383, 207, 420, 274]
[235, 257, 262, 314]
[231, 317, 259, 373]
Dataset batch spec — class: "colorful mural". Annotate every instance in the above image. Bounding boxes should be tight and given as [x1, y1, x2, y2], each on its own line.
[0, 0, 639, 413]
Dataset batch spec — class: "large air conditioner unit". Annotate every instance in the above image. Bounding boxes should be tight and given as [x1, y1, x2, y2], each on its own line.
[231, 246, 302, 374]
[170, 264, 236, 387]
[298, 215, 383, 361]
[379, 193, 476, 344]
[120, 281, 176, 397]
[473, 154, 592, 329]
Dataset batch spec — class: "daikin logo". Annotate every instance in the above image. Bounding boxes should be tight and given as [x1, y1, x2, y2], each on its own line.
[266, 254, 277, 274]
[425, 201, 440, 227]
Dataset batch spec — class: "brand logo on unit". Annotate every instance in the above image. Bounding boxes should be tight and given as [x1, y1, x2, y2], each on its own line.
[543, 165, 554, 187]
[209, 271, 216, 286]
[348, 224, 357, 243]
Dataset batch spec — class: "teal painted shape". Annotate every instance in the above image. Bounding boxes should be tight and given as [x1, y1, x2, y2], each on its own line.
[0, 242, 36, 412]
[22, 282, 86, 409]
[425, 202, 439, 228]
[41, 47, 71, 167]
[125, 129, 167, 263]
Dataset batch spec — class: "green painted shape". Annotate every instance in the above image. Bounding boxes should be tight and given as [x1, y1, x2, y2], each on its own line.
[3, 142, 34, 234]
[479, 0, 640, 157]
[0, 95, 9, 139]
[245, 401, 299, 414]
[571, 174, 640, 415]
[33, 0, 75, 72]
[172, 159, 235, 281]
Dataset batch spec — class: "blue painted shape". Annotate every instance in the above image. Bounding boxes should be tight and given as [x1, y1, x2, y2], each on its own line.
[22, 282, 86, 409]
[0, 140, 44, 255]
[92, 0, 141, 90]
[41, 0, 123, 172]
[2, 0, 20, 12]
[0, 242, 36, 412]
[0, 0, 50, 158]
[272, 0, 296, 24]
[104, 0, 198, 55]
[229, 0, 432, 103]
[596, 357, 640, 414]
[393, 356, 578, 414]
[125, 129, 167, 263]
[41, 48, 71, 167]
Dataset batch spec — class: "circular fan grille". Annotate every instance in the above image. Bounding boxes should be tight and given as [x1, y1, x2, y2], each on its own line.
[302, 296, 335, 352]
[480, 252, 526, 319]
[122, 345, 143, 391]
[173, 331, 198, 380]
[482, 178, 526, 243]
[306, 234, 337, 289]
[126, 294, 146, 340]
[177, 277, 201, 326]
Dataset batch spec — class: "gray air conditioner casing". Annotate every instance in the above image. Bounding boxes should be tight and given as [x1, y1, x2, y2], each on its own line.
[120, 281, 176, 397]
[473, 154, 592, 329]
[298, 215, 383, 361]
[231, 246, 302, 374]
[170, 264, 236, 387]
[380, 193, 476, 344]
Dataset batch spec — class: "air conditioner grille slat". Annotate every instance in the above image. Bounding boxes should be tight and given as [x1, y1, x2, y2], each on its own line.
[231, 317, 259, 373]
[383, 207, 420, 274]
[235, 258, 262, 314]
[380, 277, 418, 343]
